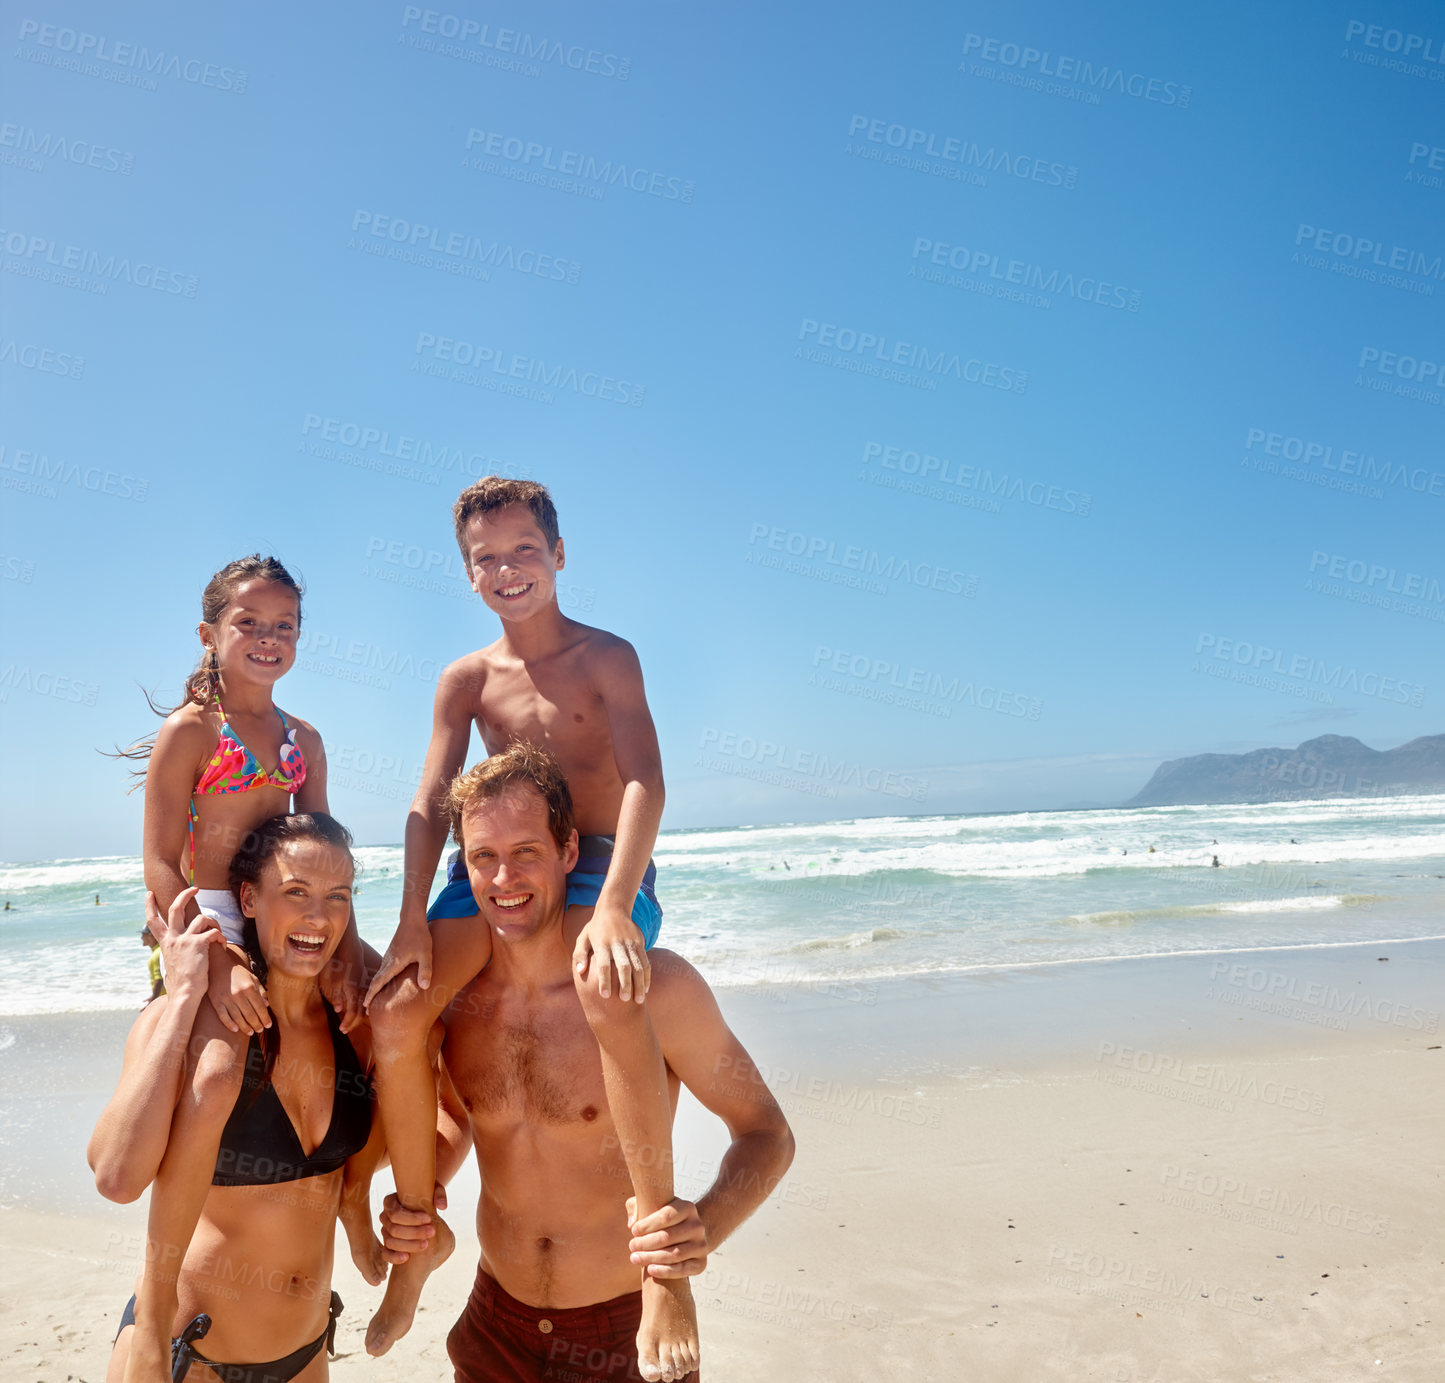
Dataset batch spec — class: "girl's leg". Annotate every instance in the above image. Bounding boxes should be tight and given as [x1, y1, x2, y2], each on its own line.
[365, 913, 491, 1356]
[338, 1091, 391, 1286]
[569, 906, 698, 1383]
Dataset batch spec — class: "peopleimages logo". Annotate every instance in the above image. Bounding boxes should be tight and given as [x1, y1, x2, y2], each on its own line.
[300, 414, 502, 482]
[845, 115, 1077, 188]
[349, 211, 581, 284]
[0, 228, 198, 296]
[0, 123, 135, 174]
[797, 319, 1027, 393]
[861, 441, 1091, 515]
[413, 333, 646, 406]
[959, 33, 1191, 106]
[1243, 426, 1445, 495]
[910, 237, 1140, 312]
[400, 7, 631, 80]
[462, 129, 694, 202]
[1193, 633, 1425, 706]
[15, 19, 247, 92]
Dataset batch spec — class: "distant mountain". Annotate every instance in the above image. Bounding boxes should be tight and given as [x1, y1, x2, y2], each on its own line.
[1127, 734, 1445, 807]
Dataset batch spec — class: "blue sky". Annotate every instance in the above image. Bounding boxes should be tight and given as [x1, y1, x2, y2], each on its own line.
[2, 0, 1443, 859]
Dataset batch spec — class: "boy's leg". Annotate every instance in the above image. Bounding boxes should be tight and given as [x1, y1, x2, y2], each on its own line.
[568, 903, 699, 1383]
[366, 912, 491, 1356]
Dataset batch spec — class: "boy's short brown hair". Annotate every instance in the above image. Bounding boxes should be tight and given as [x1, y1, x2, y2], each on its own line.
[446, 741, 576, 853]
[453, 477, 560, 573]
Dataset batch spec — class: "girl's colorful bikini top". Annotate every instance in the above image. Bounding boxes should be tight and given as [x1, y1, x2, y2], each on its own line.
[196, 702, 307, 796]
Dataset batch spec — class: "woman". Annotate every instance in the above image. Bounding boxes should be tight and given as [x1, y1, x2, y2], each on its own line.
[90, 813, 386, 1383]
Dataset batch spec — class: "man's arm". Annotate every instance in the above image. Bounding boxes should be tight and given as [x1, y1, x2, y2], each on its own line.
[574, 637, 666, 1000]
[638, 952, 796, 1274]
[366, 660, 479, 1000]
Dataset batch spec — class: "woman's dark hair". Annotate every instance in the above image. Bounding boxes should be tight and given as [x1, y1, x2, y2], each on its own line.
[110, 554, 304, 782]
[227, 812, 353, 1096]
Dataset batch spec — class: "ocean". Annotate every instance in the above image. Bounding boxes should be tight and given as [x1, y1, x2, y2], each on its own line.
[3, 794, 1444, 1016]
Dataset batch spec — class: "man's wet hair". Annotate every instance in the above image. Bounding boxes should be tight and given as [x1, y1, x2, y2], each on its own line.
[447, 741, 575, 853]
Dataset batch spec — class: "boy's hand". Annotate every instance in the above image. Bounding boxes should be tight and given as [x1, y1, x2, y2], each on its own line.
[207, 942, 270, 1036]
[365, 920, 434, 1008]
[145, 888, 222, 1000]
[573, 904, 649, 1002]
[320, 957, 366, 1034]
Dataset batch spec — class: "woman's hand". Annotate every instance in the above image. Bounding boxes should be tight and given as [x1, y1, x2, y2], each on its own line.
[144, 889, 222, 1002]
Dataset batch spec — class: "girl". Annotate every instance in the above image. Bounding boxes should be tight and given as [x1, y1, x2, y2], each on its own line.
[89, 815, 438, 1383]
[119, 554, 365, 1035]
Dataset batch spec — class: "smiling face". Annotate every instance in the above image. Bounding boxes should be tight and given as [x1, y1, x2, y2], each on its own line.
[462, 504, 565, 623]
[238, 839, 354, 979]
[201, 578, 300, 690]
[459, 785, 579, 943]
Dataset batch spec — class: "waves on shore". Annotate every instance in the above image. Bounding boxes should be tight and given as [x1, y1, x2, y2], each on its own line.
[4, 794, 1445, 1011]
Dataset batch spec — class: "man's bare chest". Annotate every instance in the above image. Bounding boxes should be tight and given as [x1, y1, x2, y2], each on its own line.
[449, 1004, 609, 1133]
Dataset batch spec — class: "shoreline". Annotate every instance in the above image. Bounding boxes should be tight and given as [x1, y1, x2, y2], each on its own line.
[4, 941, 1441, 1379]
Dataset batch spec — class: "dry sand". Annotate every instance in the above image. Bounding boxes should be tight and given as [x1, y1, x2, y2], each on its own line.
[3, 939, 1441, 1381]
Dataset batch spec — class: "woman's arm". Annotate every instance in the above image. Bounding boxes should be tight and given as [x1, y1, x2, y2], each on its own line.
[89, 892, 223, 1202]
[124, 1008, 245, 1383]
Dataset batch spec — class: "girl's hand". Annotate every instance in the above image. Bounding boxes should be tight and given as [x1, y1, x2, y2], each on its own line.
[144, 889, 222, 1001]
[364, 921, 434, 1008]
[206, 943, 271, 1035]
[320, 959, 365, 1034]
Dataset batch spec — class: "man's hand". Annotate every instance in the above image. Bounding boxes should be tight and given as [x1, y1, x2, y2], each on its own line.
[144, 888, 222, 1000]
[626, 1196, 709, 1279]
[377, 1185, 448, 1264]
[573, 904, 649, 1003]
[365, 920, 434, 1008]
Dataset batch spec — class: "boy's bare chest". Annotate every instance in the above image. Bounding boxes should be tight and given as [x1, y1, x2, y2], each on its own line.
[474, 661, 611, 764]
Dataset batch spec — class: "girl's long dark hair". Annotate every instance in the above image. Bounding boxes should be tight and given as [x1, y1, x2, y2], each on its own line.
[110, 554, 304, 785]
[227, 812, 353, 1097]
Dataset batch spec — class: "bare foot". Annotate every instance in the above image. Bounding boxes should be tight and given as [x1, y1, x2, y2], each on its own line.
[365, 1214, 455, 1356]
[636, 1275, 699, 1382]
[341, 1203, 386, 1287]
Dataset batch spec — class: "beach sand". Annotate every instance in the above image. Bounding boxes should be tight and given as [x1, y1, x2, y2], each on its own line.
[3, 938, 1441, 1382]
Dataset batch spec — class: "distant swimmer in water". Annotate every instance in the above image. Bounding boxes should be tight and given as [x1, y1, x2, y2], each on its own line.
[1212, 855, 1222, 868]
[1148, 845, 1156, 853]
[1290, 839, 1298, 845]
[783, 860, 790, 871]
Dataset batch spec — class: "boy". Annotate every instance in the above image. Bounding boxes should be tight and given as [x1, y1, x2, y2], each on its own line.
[365, 478, 696, 1383]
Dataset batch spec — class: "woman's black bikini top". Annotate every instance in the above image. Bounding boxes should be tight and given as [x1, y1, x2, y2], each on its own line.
[212, 1005, 372, 1187]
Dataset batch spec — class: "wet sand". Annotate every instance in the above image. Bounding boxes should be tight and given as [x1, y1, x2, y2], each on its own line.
[3, 938, 1441, 1381]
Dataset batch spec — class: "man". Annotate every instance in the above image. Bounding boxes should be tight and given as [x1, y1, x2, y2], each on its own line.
[380, 742, 796, 1382]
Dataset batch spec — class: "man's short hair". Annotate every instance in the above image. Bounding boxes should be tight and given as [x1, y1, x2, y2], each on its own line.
[452, 477, 560, 573]
[447, 741, 575, 853]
